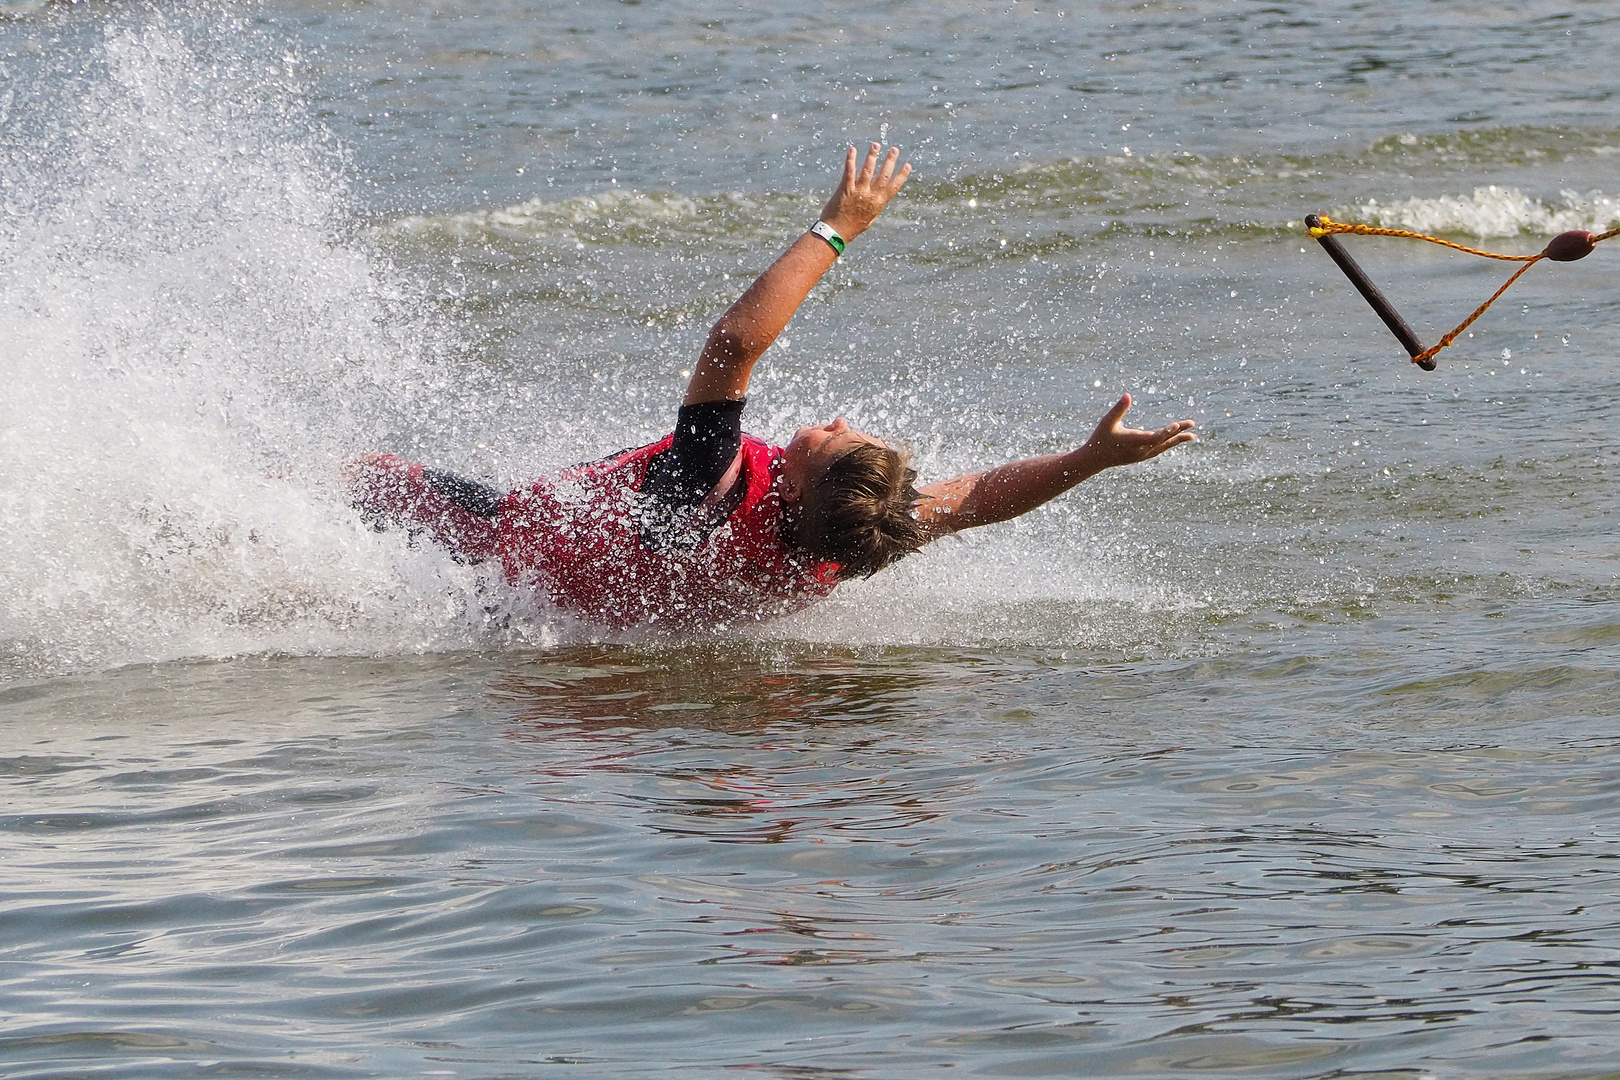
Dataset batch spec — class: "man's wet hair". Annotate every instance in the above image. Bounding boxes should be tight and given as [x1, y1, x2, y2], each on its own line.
[790, 441, 927, 579]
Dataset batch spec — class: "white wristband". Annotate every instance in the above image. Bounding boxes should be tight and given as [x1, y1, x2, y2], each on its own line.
[809, 221, 846, 255]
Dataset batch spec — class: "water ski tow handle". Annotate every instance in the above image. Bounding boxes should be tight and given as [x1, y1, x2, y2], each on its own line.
[1305, 212, 1614, 371]
[1304, 213, 1434, 370]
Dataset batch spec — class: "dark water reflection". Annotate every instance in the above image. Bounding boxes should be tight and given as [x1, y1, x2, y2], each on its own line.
[4, 642, 1620, 1077]
[492, 643, 942, 731]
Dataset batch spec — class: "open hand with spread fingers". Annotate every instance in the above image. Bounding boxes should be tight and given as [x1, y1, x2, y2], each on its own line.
[1081, 394, 1197, 471]
[819, 143, 911, 242]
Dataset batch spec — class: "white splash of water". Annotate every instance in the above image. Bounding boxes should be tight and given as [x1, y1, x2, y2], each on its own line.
[0, 14, 526, 680]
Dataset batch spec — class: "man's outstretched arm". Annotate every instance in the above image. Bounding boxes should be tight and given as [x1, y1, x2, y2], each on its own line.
[683, 143, 911, 406]
[915, 394, 1195, 537]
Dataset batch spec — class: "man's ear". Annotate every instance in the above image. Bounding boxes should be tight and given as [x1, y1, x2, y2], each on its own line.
[779, 477, 803, 506]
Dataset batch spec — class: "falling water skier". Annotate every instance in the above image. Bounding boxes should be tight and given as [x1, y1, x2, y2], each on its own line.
[351, 144, 1195, 629]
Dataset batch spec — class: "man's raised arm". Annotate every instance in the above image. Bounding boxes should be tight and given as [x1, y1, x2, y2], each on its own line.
[683, 143, 911, 406]
[915, 394, 1195, 538]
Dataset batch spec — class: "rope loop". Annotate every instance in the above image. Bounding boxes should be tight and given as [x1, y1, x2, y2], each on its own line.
[1307, 214, 1617, 367]
[1308, 214, 1544, 262]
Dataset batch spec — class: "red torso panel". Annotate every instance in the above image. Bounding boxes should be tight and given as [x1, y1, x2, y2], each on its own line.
[352, 437, 841, 630]
[495, 435, 839, 629]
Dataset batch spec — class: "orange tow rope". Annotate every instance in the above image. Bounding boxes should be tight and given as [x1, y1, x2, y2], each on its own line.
[1305, 213, 1618, 369]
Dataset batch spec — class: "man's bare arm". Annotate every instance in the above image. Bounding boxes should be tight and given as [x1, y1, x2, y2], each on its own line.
[683, 143, 911, 405]
[915, 394, 1195, 537]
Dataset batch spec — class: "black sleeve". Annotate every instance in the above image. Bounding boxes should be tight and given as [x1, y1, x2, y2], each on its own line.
[642, 398, 745, 510]
[423, 468, 504, 518]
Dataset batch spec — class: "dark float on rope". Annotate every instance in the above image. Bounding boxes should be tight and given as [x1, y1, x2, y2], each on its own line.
[1544, 230, 1596, 262]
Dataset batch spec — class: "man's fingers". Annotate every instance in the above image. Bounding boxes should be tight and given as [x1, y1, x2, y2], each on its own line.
[843, 144, 858, 183]
[1148, 430, 1197, 458]
[1152, 421, 1196, 445]
[892, 161, 913, 191]
[859, 142, 882, 183]
[877, 146, 900, 184]
[1132, 420, 1194, 441]
[1102, 393, 1132, 427]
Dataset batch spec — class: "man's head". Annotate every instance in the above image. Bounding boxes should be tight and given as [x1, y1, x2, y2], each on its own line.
[780, 419, 927, 578]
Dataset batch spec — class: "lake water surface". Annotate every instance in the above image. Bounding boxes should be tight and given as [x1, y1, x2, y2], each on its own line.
[4, 2, 1620, 1076]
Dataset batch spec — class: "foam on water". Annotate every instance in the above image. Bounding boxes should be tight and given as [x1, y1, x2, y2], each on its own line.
[388, 189, 708, 245]
[1347, 185, 1620, 239]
